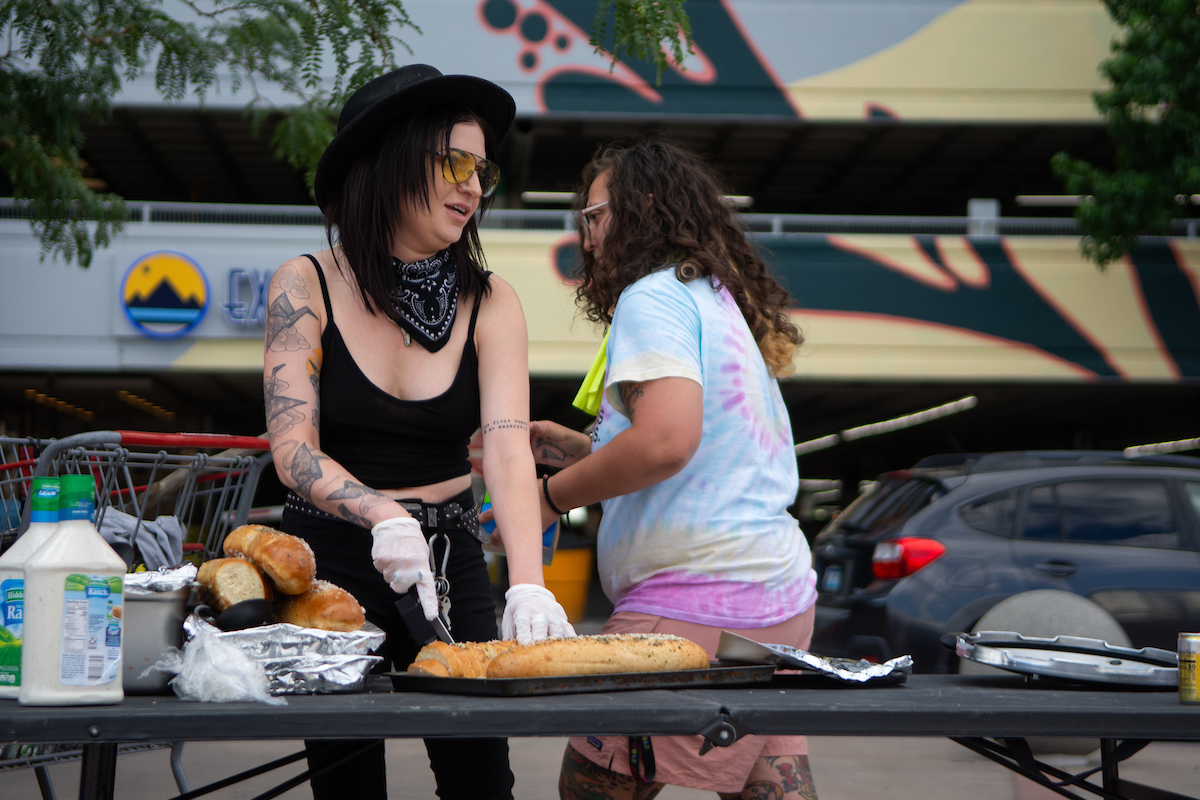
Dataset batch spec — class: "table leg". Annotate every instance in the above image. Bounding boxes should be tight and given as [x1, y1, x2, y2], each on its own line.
[1100, 740, 1119, 795]
[78, 742, 118, 800]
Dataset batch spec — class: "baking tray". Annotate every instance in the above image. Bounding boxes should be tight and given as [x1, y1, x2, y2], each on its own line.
[384, 662, 777, 696]
[950, 631, 1179, 687]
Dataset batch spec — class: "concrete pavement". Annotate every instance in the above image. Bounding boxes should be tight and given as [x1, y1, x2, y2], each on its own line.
[4, 735, 1198, 799]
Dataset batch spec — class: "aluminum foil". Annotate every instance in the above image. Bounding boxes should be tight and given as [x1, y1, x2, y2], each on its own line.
[182, 614, 385, 694]
[125, 564, 198, 595]
[715, 630, 913, 683]
[261, 654, 384, 695]
[768, 646, 913, 682]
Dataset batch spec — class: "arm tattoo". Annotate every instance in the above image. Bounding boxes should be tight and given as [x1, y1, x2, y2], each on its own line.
[481, 418, 529, 435]
[288, 443, 326, 499]
[327, 480, 389, 526]
[618, 382, 645, 419]
[264, 363, 307, 437]
[337, 503, 372, 528]
[327, 480, 386, 501]
[265, 292, 317, 352]
[306, 351, 322, 431]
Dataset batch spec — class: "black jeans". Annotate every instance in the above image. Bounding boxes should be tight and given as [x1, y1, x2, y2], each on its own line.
[281, 492, 514, 800]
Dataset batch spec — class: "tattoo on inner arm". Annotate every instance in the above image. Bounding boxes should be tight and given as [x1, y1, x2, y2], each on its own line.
[482, 418, 529, 435]
[264, 364, 307, 437]
[618, 382, 645, 418]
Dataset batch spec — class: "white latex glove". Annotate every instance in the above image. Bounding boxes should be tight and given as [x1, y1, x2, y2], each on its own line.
[502, 584, 577, 645]
[370, 517, 438, 620]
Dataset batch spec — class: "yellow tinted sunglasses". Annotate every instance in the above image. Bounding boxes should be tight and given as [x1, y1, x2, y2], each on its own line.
[431, 148, 501, 197]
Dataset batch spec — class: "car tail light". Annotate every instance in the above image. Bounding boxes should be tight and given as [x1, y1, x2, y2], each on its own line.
[872, 537, 946, 579]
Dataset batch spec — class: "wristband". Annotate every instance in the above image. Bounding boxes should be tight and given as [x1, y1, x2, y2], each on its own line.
[542, 473, 569, 517]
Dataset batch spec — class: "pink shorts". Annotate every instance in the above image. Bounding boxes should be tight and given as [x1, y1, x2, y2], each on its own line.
[567, 606, 814, 794]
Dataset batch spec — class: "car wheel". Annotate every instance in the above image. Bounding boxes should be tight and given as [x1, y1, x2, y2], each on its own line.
[957, 589, 1129, 757]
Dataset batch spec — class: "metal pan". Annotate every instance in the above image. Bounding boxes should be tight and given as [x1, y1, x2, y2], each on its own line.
[385, 662, 777, 696]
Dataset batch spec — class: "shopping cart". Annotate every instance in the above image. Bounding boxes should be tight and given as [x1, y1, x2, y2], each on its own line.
[3, 430, 271, 564]
[0, 431, 272, 797]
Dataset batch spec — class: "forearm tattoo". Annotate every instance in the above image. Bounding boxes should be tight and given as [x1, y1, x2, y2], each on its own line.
[618, 381, 645, 419]
[482, 418, 529, 435]
[326, 479, 389, 526]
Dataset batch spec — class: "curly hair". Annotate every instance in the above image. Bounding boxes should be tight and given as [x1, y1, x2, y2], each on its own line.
[574, 139, 802, 376]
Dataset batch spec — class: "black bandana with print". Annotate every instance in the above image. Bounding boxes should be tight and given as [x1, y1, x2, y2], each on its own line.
[389, 248, 459, 351]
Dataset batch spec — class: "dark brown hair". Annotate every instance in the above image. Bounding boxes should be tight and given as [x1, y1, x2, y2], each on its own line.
[321, 105, 495, 315]
[575, 139, 802, 376]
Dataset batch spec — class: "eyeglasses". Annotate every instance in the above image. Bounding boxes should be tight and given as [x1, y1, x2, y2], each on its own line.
[579, 201, 609, 237]
[431, 148, 501, 197]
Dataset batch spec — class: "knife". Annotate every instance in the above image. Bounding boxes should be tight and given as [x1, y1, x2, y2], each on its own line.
[395, 587, 455, 645]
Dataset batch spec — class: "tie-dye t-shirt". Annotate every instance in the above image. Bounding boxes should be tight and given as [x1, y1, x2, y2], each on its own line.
[591, 269, 817, 627]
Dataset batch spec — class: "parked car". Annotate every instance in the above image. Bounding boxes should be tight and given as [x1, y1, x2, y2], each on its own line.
[810, 451, 1200, 673]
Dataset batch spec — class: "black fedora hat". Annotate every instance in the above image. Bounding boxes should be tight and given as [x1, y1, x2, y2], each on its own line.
[314, 64, 516, 210]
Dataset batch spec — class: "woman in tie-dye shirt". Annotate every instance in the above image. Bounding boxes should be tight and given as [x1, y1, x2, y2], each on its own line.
[529, 140, 819, 800]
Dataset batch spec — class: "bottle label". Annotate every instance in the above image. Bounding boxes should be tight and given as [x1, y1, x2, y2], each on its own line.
[0, 578, 23, 687]
[58, 574, 123, 686]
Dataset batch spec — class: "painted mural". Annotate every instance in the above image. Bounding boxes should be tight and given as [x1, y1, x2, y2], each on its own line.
[550, 234, 1200, 382]
[417, 0, 1115, 122]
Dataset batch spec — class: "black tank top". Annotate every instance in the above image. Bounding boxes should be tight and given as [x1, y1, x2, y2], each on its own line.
[306, 254, 482, 488]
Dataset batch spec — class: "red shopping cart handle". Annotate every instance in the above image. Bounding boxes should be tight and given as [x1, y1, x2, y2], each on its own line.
[115, 431, 269, 450]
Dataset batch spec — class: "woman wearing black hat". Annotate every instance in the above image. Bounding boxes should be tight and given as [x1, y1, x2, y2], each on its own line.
[264, 64, 574, 800]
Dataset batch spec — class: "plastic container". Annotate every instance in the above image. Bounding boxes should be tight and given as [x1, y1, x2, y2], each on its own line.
[542, 547, 594, 623]
[0, 477, 60, 699]
[19, 474, 127, 706]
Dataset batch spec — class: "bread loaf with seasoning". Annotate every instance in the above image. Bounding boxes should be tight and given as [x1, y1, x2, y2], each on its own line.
[485, 634, 710, 678]
[223, 524, 316, 595]
[405, 634, 710, 679]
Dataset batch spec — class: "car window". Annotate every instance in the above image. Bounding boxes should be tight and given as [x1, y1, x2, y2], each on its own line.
[1186, 482, 1200, 520]
[829, 477, 939, 535]
[959, 490, 1018, 536]
[856, 480, 940, 533]
[1018, 480, 1179, 548]
[1022, 485, 1061, 540]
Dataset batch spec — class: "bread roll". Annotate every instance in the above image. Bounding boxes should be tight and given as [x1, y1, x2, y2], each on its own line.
[275, 580, 365, 632]
[223, 524, 316, 595]
[486, 634, 709, 679]
[197, 557, 273, 612]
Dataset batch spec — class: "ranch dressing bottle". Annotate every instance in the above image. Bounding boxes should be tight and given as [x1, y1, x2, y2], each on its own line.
[0, 478, 60, 699]
[19, 475, 126, 706]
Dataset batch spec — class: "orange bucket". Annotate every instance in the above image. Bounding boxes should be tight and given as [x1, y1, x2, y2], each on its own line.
[542, 547, 594, 623]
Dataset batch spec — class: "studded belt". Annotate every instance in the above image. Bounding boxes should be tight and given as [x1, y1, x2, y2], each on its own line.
[284, 490, 480, 538]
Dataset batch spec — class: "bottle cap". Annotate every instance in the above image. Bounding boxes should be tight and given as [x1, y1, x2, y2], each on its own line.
[58, 474, 96, 520]
[30, 477, 61, 513]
